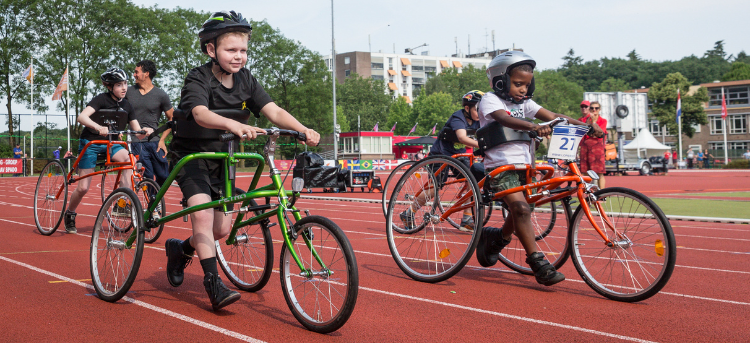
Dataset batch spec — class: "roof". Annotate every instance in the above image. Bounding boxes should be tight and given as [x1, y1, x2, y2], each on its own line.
[394, 136, 437, 146]
[700, 79, 750, 88]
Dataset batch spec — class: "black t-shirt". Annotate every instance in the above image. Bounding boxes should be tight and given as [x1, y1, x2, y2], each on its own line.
[175, 62, 273, 152]
[430, 110, 479, 156]
[80, 93, 136, 141]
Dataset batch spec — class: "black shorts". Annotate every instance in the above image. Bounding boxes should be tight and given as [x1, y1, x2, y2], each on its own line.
[170, 140, 234, 210]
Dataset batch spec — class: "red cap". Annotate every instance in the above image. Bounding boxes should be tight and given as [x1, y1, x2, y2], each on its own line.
[580, 100, 590, 107]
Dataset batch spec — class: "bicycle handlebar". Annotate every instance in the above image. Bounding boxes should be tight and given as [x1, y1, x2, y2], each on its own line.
[219, 128, 307, 143]
[106, 130, 147, 136]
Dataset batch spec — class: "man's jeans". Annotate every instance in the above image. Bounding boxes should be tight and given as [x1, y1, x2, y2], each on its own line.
[132, 141, 169, 186]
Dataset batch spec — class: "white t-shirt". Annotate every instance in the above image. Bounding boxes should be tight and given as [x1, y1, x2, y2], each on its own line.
[477, 92, 542, 169]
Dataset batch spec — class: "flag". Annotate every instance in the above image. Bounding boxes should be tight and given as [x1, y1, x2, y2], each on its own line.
[721, 90, 728, 120]
[430, 123, 437, 135]
[52, 68, 69, 101]
[409, 123, 417, 134]
[373, 122, 379, 132]
[22, 64, 34, 84]
[390, 122, 397, 132]
[675, 89, 681, 124]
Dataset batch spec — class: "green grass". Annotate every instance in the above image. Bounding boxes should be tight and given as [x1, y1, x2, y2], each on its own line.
[649, 198, 750, 219]
[680, 192, 750, 198]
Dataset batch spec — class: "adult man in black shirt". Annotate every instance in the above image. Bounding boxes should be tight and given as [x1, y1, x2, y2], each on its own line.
[127, 60, 174, 186]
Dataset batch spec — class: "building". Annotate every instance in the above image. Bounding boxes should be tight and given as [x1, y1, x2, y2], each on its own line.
[324, 51, 495, 103]
[647, 80, 750, 160]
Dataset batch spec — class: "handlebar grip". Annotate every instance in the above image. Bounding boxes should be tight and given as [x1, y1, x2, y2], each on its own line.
[528, 131, 538, 139]
[219, 133, 237, 142]
[297, 132, 307, 142]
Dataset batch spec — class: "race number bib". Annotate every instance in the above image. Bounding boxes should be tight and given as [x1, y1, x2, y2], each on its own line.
[547, 125, 589, 160]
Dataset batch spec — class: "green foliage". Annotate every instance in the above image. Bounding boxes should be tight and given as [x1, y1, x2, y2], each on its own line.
[336, 73, 392, 132]
[721, 62, 750, 81]
[335, 105, 350, 133]
[532, 70, 584, 118]
[386, 96, 413, 135]
[411, 92, 456, 136]
[722, 159, 749, 169]
[598, 78, 631, 92]
[647, 72, 708, 138]
[423, 65, 491, 106]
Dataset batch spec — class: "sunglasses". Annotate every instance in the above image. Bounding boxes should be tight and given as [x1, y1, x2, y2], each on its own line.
[580, 105, 589, 109]
[590, 106, 600, 110]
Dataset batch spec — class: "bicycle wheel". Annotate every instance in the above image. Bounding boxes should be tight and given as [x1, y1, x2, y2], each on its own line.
[386, 156, 483, 283]
[217, 198, 273, 292]
[90, 187, 145, 302]
[488, 199, 570, 275]
[34, 160, 68, 235]
[569, 187, 676, 302]
[280, 215, 358, 333]
[382, 161, 415, 218]
[100, 170, 120, 203]
[135, 179, 165, 243]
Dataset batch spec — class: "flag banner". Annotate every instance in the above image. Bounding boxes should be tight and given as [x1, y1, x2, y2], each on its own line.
[721, 90, 728, 120]
[409, 123, 417, 134]
[22, 64, 33, 84]
[360, 160, 373, 170]
[390, 122, 397, 132]
[52, 68, 69, 101]
[675, 89, 681, 124]
[373, 122, 379, 132]
[430, 123, 437, 135]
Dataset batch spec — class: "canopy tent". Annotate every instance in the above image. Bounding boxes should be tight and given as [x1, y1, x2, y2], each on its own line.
[394, 136, 437, 146]
[621, 129, 671, 162]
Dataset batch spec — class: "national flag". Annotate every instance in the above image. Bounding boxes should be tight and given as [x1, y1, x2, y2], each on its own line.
[390, 122, 397, 132]
[373, 122, 379, 132]
[430, 123, 437, 135]
[675, 89, 681, 124]
[52, 68, 69, 101]
[409, 123, 417, 134]
[22, 64, 34, 84]
[721, 89, 728, 120]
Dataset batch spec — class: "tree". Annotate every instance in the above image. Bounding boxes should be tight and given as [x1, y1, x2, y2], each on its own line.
[648, 72, 708, 138]
[721, 62, 750, 81]
[423, 64, 490, 105]
[386, 96, 412, 135]
[735, 51, 750, 65]
[411, 92, 455, 136]
[532, 70, 584, 118]
[336, 73, 392, 132]
[598, 77, 631, 92]
[561, 49, 583, 69]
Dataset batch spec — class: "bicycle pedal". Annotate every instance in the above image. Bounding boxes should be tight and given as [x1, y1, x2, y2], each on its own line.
[183, 215, 188, 222]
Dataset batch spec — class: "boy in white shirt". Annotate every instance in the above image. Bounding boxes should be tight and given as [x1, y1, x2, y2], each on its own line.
[476, 51, 602, 286]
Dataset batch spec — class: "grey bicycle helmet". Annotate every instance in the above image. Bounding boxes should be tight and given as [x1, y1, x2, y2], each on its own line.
[486, 51, 536, 104]
[100, 67, 128, 85]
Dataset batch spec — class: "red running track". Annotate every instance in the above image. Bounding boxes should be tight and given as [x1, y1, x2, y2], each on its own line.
[0, 171, 749, 342]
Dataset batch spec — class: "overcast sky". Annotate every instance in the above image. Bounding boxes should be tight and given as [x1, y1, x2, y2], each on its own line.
[8, 0, 750, 131]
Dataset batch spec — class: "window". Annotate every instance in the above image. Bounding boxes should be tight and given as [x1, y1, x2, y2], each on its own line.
[345, 69, 350, 77]
[424, 66, 437, 73]
[412, 77, 424, 84]
[709, 86, 750, 107]
[402, 65, 408, 71]
[730, 114, 747, 134]
[708, 142, 724, 150]
[710, 116, 724, 135]
[371, 62, 383, 69]
[344, 57, 350, 65]
[388, 58, 393, 68]
[650, 120, 664, 136]
[730, 141, 748, 150]
[412, 65, 423, 71]
[372, 75, 384, 81]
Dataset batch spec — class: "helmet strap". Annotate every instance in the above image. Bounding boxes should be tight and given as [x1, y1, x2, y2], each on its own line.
[210, 38, 232, 75]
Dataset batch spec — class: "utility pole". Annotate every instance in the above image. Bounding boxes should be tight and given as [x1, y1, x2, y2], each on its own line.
[468, 34, 471, 55]
[331, 0, 338, 162]
[492, 30, 495, 52]
[454, 37, 457, 56]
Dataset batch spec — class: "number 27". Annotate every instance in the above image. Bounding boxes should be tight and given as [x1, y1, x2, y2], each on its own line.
[559, 138, 572, 150]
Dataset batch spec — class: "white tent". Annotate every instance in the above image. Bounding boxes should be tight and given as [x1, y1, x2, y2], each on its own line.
[622, 129, 671, 162]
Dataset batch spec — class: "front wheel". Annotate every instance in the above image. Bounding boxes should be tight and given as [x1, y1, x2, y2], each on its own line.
[569, 187, 676, 302]
[90, 188, 145, 302]
[34, 160, 68, 235]
[382, 161, 415, 218]
[280, 215, 358, 333]
[217, 198, 273, 292]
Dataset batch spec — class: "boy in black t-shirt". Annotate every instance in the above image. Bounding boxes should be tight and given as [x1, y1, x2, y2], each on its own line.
[63, 68, 152, 234]
[164, 10, 320, 311]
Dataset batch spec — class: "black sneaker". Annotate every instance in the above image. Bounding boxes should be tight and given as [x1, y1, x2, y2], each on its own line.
[64, 211, 77, 234]
[526, 252, 565, 286]
[475, 227, 511, 267]
[458, 216, 474, 233]
[165, 238, 193, 287]
[203, 272, 240, 311]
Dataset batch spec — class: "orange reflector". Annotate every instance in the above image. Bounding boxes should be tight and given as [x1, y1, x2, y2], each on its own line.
[117, 198, 127, 208]
[415, 173, 421, 179]
[439, 249, 451, 259]
[655, 240, 664, 257]
[142, 186, 148, 191]
[48, 173, 52, 177]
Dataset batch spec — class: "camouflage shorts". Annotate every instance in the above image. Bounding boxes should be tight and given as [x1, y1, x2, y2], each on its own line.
[489, 170, 535, 210]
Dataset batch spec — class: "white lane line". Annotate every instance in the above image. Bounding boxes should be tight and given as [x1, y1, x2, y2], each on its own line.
[0, 254, 264, 343]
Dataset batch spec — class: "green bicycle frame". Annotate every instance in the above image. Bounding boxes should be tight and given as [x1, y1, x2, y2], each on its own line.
[123, 149, 325, 274]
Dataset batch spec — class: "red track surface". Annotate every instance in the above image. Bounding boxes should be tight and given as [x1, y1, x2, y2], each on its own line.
[1, 170, 749, 342]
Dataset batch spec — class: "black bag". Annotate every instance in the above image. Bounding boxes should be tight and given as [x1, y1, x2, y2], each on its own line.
[295, 151, 325, 169]
[476, 120, 532, 155]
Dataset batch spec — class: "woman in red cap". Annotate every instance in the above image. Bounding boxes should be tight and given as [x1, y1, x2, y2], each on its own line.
[578, 101, 607, 188]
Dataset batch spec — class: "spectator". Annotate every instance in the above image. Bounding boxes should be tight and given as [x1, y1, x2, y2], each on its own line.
[53, 146, 62, 160]
[686, 149, 694, 169]
[703, 149, 713, 169]
[744, 149, 750, 160]
[579, 101, 607, 189]
[697, 150, 704, 169]
[663, 150, 671, 169]
[580, 100, 590, 117]
[13, 143, 22, 176]
[672, 149, 678, 168]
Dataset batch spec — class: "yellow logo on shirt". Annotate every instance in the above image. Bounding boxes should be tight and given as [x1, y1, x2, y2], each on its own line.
[241, 101, 247, 111]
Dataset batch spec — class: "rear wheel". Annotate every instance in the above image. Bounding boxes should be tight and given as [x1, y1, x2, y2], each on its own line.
[382, 161, 415, 218]
[100, 171, 122, 203]
[217, 195, 273, 292]
[135, 179, 165, 243]
[34, 160, 68, 235]
[90, 188, 145, 302]
[569, 187, 676, 302]
[280, 215, 358, 333]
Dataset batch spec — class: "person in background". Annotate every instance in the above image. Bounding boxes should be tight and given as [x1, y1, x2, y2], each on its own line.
[697, 150, 704, 169]
[672, 149, 678, 168]
[53, 146, 62, 160]
[743, 149, 750, 160]
[686, 149, 694, 169]
[578, 101, 607, 189]
[663, 149, 671, 169]
[13, 144, 22, 176]
[703, 149, 713, 169]
[580, 100, 590, 117]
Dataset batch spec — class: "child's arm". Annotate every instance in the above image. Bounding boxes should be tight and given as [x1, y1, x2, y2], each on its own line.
[260, 102, 320, 146]
[534, 108, 604, 137]
[78, 106, 110, 136]
[488, 109, 541, 133]
[192, 105, 267, 141]
[128, 120, 154, 140]
[455, 129, 479, 148]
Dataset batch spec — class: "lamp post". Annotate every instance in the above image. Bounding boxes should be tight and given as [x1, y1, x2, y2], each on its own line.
[331, 0, 338, 162]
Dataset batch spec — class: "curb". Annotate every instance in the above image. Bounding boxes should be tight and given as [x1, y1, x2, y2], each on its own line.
[301, 195, 750, 224]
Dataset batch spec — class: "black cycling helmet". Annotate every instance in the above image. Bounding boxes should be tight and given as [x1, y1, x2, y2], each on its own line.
[199, 10, 252, 54]
[100, 67, 128, 85]
[462, 90, 485, 107]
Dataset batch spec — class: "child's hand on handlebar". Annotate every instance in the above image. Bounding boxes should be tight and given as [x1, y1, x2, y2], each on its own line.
[533, 123, 553, 137]
[231, 124, 266, 141]
[136, 127, 154, 140]
[302, 128, 320, 146]
[96, 126, 109, 136]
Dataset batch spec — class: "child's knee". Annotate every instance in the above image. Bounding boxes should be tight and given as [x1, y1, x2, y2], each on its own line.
[509, 201, 531, 219]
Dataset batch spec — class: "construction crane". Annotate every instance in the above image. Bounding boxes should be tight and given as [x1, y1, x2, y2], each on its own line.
[404, 43, 428, 55]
